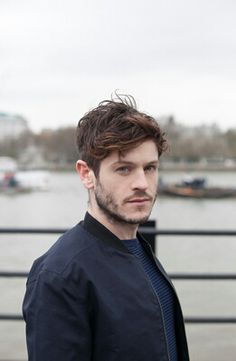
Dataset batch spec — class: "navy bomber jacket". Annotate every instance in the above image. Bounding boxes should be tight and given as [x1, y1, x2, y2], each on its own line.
[23, 212, 189, 361]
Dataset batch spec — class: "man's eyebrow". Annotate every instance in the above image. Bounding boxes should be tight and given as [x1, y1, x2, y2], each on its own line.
[112, 160, 135, 165]
[112, 160, 159, 166]
[146, 160, 160, 167]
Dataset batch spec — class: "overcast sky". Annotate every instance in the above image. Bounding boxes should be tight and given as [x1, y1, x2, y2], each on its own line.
[0, 0, 236, 132]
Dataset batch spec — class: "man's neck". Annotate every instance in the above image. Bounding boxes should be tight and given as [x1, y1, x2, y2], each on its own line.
[87, 209, 138, 240]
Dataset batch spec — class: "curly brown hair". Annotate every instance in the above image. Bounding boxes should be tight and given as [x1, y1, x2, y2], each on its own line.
[76, 95, 167, 176]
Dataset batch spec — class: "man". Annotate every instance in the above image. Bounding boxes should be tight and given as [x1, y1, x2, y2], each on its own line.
[23, 95, 189, 360]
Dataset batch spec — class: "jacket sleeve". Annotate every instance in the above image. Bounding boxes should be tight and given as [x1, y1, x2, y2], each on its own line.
[23, 270, 92, 361]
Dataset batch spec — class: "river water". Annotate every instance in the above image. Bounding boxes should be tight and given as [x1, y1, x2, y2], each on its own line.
[0, 171, 236, 360]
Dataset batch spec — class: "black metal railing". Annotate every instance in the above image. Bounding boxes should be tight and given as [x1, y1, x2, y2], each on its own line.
[0, 225, 236, 324]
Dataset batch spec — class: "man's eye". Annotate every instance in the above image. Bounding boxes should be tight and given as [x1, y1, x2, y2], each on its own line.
[116, 167, 130, 174]
[145, 165, 157, 172]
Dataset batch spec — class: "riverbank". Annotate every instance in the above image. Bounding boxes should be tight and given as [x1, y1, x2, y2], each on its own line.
[160, 161, 236, 172]
[18, 161, 236, 173]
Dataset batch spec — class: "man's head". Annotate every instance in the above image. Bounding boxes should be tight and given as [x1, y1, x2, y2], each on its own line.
[76, 95, 167, 178]
[76, 95, 167, 234]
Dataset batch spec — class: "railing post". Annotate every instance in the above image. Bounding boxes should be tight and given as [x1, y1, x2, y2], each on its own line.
[141, 220, 157, 254]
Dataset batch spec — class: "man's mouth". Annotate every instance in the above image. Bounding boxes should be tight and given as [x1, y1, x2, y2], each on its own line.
[126, 198, 152, 204]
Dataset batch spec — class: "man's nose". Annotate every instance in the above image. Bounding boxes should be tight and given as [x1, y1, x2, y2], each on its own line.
[131, 170, 148, 190]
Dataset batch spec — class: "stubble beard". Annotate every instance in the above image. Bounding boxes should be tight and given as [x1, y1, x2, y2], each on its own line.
[94, 181, 158, 226]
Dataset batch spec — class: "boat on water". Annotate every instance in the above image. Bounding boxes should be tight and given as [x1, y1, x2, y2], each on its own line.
[0, 170, 50, 194]
[159, 176, 236, 199]
[0, 156, 50, 194]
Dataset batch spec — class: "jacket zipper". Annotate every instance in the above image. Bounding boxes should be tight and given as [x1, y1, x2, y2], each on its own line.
[131, 254, 171, 361]
[145, 241, 185, 317]
[144, 240, 189, 359]
[147, 274, 171, 361]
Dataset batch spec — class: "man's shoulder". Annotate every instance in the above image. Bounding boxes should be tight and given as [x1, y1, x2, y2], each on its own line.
[27, 223, 101, 283]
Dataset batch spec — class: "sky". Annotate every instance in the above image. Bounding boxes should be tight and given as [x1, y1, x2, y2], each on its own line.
[0, 0, 236, 132]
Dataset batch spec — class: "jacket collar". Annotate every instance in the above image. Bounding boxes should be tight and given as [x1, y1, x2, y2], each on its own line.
[81, 212, 148, 253]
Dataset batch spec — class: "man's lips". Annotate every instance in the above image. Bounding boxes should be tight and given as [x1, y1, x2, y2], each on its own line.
[126, 198, 152, 203]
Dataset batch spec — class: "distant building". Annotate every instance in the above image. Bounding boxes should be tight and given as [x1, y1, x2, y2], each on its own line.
[0, 112, 29, 140]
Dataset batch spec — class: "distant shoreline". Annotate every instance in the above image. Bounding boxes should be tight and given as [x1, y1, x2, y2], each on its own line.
[18, 163, 236, 173]
[160, 163, 236, 172]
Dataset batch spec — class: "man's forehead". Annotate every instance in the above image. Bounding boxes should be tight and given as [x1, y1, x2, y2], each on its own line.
[121, 141, 158, 158]
[117, 152, 158, 163]
[104, 141, 159, 165]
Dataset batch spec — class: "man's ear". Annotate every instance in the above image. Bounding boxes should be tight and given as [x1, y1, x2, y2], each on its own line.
[76, 160, 95, 189]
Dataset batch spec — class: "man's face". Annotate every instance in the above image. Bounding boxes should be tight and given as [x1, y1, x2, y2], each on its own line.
[93, 140, 159, 225]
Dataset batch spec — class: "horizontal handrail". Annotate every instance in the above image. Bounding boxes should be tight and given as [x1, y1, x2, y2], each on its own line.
[0, 271, 28, 278]
[1, 227, 236, 236]
[0, 228, 68, 234]
[141, 227, 236, 236]
[184, 317, 236, 324]
[170, 273, 236, 280]
[1, 314, 236, 324]
[1, 271, 236, 280]
[0, 314, 23, 321]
